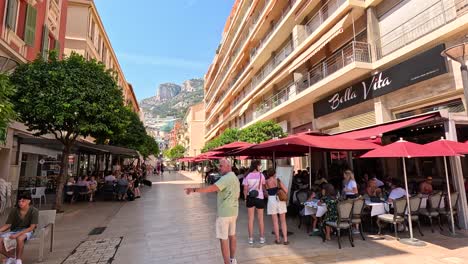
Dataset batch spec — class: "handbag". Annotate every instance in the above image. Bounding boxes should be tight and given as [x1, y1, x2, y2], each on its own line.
[276, 179, 288, 202]
[248, 173, 262, 199]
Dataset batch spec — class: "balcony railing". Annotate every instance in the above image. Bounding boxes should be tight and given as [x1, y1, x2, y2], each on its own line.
[376, 0, 467, 59]
[254, 41, 371, 117]
[305, 0, 346, 36]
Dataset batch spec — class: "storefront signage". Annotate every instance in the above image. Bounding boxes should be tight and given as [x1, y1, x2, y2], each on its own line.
[313, 44, 448, 118]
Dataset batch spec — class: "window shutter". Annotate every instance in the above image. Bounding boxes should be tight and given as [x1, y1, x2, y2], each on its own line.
[41, 25, 49, 59]
[6, 0, 18, 31]
[24, 5, 37, 46]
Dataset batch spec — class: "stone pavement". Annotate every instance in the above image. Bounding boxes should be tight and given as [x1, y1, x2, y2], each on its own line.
[13, 171, 468, 263]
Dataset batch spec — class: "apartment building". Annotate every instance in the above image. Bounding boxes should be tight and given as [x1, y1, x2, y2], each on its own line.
[64, 0, 140, 114]
[205, 0, 468, 227]
[180, 102, 205, 157]
[0, 0, 68, 189]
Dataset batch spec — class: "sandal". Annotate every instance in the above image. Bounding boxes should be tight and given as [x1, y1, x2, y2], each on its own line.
[283, 241, 290, 245]
[274, 240, 281, 244]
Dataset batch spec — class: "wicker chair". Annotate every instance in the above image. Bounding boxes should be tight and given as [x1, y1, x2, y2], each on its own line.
[405, 195, 423, 236]
[351, 197, 366, 240]
[419, 192, 443, 232]
[377, 197, 407, 240]
[323, 199, 354, 249]
[438, 192, 460, 232]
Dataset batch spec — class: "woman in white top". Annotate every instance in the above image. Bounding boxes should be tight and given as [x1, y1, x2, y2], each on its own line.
[342, 170, 358, 199]
[265, 168, 289, 245]
[242, 160, 266, 245]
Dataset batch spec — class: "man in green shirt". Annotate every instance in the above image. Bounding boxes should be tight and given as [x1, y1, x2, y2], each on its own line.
[0, 192, 39, 264]
[185, 158, 239, 264]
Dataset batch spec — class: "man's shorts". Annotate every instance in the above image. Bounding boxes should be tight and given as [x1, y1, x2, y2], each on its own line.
[216, 216, 237, 240]
[1, 230, 33, 241]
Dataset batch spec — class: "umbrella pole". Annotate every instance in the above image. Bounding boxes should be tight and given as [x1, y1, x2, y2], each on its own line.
[309, 147, 312, 190]
[444, 156, 457, 235]
[400, 157, 426, 246]
[273, 152, 276, 169]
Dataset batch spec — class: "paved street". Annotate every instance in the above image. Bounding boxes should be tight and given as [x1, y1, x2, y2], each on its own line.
[18, 171, 468, 264]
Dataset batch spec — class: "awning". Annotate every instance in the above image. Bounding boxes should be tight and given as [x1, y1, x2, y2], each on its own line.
[239, 98, 253, 115]
[288, 12, 350, 73]
[335, 112, 440, 140]
[95, 145, 139, 157]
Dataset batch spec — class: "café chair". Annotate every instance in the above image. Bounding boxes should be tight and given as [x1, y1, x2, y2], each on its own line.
[405, 195, 423, 236]
[438, 192, 460, 232]
[323, 199, 354, 249]
[351, 197, 366, 240]
[296, 190, 309, 230]
[419, 191, 443, 232]
[377, 197, 407, 240]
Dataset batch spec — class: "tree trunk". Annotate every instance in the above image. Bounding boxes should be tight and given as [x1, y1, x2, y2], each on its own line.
[55, 144, 71, 212]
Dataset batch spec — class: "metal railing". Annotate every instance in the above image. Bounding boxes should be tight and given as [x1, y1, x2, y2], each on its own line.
[305, 0, 346, 36]
[254, 41, 371, 117]
[376, 0, 467, 59]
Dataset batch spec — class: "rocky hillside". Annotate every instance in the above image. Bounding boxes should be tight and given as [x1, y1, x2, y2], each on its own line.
[140, 78, 204, 119]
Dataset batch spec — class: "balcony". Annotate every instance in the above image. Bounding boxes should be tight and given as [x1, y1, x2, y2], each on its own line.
[254, 41, 371, 119]
[376, 0, 468, 59]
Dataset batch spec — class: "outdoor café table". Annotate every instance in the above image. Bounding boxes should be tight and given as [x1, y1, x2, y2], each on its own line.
[303, 200, 327, 217]
[365, 200, 390, 216]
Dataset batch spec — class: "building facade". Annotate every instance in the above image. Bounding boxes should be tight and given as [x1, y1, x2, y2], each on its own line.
[64, 0, 139, 113]
[181, 102, 205, 157]
[205, 0, 468, 227]
[0, 0, 69, 190]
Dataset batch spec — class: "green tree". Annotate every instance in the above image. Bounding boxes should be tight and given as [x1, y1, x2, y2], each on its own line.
[163, 144, 185, 160]
[239, 120, 287, 143]
[139, 135, 160, 158]
[0, 74, 15, 144]
[10, 52, 126, 211]
[201, 128, 240, 153]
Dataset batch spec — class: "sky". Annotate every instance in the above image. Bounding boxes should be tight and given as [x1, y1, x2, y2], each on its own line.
[94, 0, 233, 101]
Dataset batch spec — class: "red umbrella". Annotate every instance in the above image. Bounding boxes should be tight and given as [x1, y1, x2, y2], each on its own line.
[213, 141, 254, 152]
[361, 139, 439, 246]
[424, 138, 467, 236]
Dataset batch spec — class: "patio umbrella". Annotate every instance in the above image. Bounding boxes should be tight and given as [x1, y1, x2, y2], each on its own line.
[424, 138, 468, 237]
[213, 141, 254, 152]
[235, 134, 378, 187]
[361, 138, 441, 246]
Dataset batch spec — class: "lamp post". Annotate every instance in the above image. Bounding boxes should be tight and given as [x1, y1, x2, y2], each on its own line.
[441, 42, 468, 113]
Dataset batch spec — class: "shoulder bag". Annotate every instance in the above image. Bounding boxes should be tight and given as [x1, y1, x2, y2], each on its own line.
[276, 178, 288, 202]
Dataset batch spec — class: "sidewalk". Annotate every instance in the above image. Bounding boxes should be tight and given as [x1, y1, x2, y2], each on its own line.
[14, 171, 468, 263]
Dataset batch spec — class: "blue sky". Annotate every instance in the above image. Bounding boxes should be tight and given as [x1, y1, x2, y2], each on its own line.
[94, 0, 233, 101]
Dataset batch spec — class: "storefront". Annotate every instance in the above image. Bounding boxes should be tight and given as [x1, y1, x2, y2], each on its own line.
[311, 43, 468, 228]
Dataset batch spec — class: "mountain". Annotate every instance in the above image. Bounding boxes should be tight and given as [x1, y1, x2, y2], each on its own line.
[140, 78, 204, 119]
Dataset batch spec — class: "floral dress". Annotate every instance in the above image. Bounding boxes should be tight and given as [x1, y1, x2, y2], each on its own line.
[323, 196, 338, 223]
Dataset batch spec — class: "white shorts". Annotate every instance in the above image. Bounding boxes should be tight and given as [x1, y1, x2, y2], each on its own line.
[267, 196, 287, 215]
[216, 216, 237, 240]
[1, 230, 33, 241]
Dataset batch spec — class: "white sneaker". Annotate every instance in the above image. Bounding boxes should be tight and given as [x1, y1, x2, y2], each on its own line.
[353, 229, 360, 234]
[5, 258, 16, 264]
[230, 258, 238, 264]
[248, 237, 254, 245]
[259, 237, 265, 244]
[15, 260, 22, 264]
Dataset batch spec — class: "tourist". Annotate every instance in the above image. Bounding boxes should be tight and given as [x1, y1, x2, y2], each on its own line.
[366, 178, 382, 199]
[0, 192, 38, 264]
[242, 160, 266, 245]
[342, 170, 358, 199]
[419, 176, 433, 195]
[88, 176, 98, 202]
[105, 171, 117, 183]
[117, 175, 129, 201]
[387, 180, 407, 203]
[185, 158, 239, 264]
[76, 176, 89, 187]
[319, 184, 338, 241]
[133, 174, 142, 199]
[265, 168, 289, 245]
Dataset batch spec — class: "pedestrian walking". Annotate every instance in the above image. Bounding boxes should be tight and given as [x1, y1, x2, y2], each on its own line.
[265, 168, 289, 245]
[243, 160, 266, 245]
[185, 159, 239, 264]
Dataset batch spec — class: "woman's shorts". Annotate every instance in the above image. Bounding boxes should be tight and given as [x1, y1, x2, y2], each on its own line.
[246, 197, 265, 209]
[267, 196, 287, 215]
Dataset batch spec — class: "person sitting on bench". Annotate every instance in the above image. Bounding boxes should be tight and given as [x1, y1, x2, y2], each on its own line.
[0, 192, 39, 264]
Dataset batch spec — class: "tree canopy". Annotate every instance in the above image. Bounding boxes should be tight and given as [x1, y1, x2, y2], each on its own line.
[202, 121, 286, 152]
[10, 52, 127, 210]
[164, 144, 185, 160]
[0, 74, 15, 144]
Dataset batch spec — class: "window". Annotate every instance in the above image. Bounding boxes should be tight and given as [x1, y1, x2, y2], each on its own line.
[24, 4, 37, 46]
[90, 21, 95, 41]
[41, 25, 49, 59]
[6, 0, 18, 31]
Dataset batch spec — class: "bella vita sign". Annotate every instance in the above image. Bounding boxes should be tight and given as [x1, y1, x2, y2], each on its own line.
[313, 44, 448, 118]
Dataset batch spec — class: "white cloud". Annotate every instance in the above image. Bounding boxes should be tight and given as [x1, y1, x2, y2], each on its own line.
[118, 52, 207, 70]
